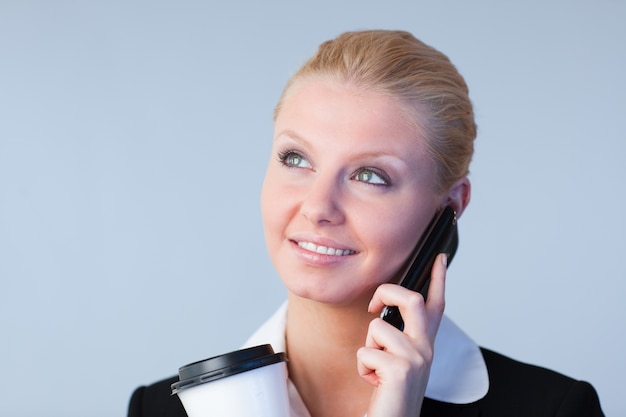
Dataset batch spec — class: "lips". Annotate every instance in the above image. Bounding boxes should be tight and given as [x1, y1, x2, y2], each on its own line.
[296, 241, 356, 256]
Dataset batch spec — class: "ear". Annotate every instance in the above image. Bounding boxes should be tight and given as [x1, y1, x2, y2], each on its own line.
[444, 177, 471, 219]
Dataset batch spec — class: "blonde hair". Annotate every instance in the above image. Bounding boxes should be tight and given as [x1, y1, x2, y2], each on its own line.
[274, 30, 476, 193]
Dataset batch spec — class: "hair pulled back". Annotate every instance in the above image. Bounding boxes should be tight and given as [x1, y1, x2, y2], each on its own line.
[274, 30, 476, 193]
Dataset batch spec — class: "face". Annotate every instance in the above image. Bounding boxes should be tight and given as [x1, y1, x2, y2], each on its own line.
[261, 79, 445, 307]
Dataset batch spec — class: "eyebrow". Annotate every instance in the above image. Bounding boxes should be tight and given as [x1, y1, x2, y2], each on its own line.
[274, 129, 308, 145]
[274, 129, 410, 165]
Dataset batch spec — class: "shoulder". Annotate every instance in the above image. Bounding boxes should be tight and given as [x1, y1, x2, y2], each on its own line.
[423, 348, 604, 417]
[477, 347, 604, 416]
[127, 376, 187, 417]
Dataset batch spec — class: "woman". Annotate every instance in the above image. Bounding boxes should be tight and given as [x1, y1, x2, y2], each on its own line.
[128, 30, 604, 417]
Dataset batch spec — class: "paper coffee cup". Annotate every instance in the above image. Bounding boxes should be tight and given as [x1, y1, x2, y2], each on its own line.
[171, 344, 289, 417]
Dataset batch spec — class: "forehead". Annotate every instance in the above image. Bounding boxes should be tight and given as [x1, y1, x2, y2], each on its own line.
[278, 74, 429, 126]
[275, 78, 429, 154]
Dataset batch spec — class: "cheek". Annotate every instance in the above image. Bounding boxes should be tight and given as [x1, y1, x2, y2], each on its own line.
[368, 222, 419, 281]
[358, 200, 438, 283]
[260, 179, 280, 236]
[260, 169, 294, 244]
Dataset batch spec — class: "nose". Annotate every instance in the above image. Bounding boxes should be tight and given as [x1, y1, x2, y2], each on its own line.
[299, 174, 346, 226]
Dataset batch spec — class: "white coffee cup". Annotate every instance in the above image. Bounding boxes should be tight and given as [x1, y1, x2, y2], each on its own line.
[171, 344, 290, 417]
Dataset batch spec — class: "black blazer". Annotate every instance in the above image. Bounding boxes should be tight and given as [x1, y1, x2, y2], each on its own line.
[128, 348, 604, 417]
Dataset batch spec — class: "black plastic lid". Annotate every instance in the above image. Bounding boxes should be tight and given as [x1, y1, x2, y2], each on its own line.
[171, 344, 286, 395]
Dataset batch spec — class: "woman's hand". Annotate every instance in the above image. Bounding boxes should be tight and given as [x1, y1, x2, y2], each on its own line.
[357, 253, 447, 417]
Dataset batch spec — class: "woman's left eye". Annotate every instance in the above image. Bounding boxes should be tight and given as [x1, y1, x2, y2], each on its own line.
[353, 168, 389, 186]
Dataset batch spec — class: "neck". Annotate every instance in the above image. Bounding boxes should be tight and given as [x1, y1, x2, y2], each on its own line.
[288, 294, 374, 342]
[285, 293, 376, 416]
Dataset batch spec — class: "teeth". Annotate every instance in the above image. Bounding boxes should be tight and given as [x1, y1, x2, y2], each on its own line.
[298, 241, 354, 256]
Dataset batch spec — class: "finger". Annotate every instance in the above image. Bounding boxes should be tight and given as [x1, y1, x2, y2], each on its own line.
[400, 253, 447, 339]
[364, 317, 411, 351]
[356, 346, 387, 387]
[424, 253, 447, 339]
[368, 283, 423, 316]
[369, 286, 428, 342]
[357, 345, 422, 389]
[372, 253, 447, 340]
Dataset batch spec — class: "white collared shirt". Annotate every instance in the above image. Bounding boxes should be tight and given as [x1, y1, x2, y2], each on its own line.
[243, 301, 489, 417]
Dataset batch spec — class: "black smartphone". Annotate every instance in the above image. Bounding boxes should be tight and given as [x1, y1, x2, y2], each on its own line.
[380, 205, 458, 331]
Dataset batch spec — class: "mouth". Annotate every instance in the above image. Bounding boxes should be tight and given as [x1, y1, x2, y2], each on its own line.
[296, 241, 356, 256]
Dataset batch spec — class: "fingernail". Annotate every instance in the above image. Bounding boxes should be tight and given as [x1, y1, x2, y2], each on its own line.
[442, 253, 448, 268]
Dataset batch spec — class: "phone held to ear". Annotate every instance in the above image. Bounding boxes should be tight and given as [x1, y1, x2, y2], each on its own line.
[380, 205, 458, 331]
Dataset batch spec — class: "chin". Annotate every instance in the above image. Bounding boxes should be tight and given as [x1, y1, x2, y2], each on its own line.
[285, 280, 375, 308]
[288, 286, 348, 305]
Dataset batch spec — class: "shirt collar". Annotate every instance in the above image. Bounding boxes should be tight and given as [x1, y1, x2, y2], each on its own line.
[243, 301, 489, 410]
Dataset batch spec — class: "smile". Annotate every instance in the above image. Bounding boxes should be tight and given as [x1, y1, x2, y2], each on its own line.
[297, 241, 355, 256]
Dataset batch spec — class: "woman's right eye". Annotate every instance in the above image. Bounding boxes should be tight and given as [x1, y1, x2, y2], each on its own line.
[277, 150, 312, 169]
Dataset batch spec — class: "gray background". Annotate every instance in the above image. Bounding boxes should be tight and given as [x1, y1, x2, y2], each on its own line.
[1, 1, 624, 416]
